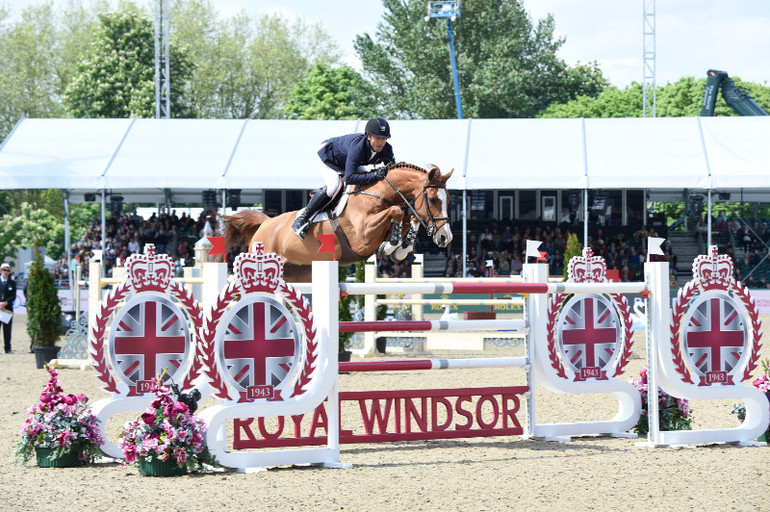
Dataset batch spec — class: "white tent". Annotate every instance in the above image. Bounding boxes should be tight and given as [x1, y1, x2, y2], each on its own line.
[2, 116, 769, 201]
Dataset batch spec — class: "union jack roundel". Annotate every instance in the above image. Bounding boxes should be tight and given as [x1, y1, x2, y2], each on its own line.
[108, 294, 191, 390]
[216, 295, 302, 401]
[683, 293, 748, 386]
[557, 294, 621, 381]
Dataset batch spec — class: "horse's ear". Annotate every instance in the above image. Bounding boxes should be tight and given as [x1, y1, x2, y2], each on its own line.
[428, 167, 438, 182]
[441, 168, 455, 182]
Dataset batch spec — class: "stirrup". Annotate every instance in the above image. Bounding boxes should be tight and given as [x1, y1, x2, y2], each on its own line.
[293, 222, 309, 240]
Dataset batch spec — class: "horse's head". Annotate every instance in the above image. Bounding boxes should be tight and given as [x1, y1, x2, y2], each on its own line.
[418, 165, 454, 248]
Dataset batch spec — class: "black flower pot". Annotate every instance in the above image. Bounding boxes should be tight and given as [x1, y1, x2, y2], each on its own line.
[33, 346, 60, 369]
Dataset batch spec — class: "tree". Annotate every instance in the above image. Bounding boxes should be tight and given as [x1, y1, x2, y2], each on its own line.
[354, 0, 608, 119]
[64, 6, 193, 118]
[0, 203, 64, 263]
[284, 62, 377, 120]
[563, 233, 582, 279]
[539, 76, 770, 118]
[171, 1, 340, 119]
[0, 1, 103, 139]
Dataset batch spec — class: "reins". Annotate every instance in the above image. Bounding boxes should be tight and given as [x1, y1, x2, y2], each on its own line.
[381, 170, 448, 237]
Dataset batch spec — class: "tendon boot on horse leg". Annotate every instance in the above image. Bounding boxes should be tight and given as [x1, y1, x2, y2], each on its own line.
[378, 219, 405, 257]
[392, 220, 419, 262]
[292, 187, 330, 240]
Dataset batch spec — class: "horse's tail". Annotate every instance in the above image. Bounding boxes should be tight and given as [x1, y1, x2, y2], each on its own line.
[219, 210, 270, 254]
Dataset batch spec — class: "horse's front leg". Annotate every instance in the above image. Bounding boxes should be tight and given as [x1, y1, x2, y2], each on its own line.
[356, 206, 404, 257]
[391, 218, 420, 262]
[377, 210, 411, 258]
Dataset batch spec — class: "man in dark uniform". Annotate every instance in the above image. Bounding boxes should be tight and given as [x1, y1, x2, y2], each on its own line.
[0, 262, 17, 353]
[292, 117, 396, 239]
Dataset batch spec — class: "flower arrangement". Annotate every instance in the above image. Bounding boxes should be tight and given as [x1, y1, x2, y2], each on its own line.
[731, 358, 770, 440]
[631, 365, 693, 435]
[119, 376, 216, 473]
[16, 364, 104, 465]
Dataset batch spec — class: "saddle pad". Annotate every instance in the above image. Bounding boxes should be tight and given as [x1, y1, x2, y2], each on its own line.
[310, 186, 352, 224]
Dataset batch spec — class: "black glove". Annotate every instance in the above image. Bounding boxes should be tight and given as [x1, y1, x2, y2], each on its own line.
[374, 168, 388, 179]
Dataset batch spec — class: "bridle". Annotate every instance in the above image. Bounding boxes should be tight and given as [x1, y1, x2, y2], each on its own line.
[382, 175, 449, 237]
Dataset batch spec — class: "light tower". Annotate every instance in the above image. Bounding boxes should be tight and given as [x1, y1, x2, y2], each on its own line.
[426, 1, 463, 119]
[155, 0, 170, 119]
[642, 0, 656, 118]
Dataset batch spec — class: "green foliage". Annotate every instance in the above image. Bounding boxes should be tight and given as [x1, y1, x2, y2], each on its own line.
[0, 189, 64, 220]
[63, 7, 193, 118]
[562, 233, 582, 279]
[285, 62, 377, 120]
[355, 0, 608, 119]
[26, 245, 62, 347]
[171, 1, 340, 119]
[539, 76, 770, 118]
[68, 204, 102, 245]
[0, 1, 103, 139]
[0, 203, 64, 263]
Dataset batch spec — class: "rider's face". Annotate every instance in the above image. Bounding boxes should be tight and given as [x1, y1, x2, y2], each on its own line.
[367, 135, 387, 153]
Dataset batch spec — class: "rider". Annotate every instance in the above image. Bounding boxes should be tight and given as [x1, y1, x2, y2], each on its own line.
[292, 117, 396, 239]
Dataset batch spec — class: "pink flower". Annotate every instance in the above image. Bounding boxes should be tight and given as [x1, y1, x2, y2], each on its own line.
[140, 412, 157, 426]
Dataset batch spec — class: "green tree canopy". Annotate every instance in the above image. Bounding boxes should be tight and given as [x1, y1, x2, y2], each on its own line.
[539, 76, 770, 118]
[355, 0, 608, 119]
[63, 6, 193, 118]
[0, 1, 103, 138]
[0, 203, 64, 263]
[171, 0, 340, 119]
[284, 62, 377, 120]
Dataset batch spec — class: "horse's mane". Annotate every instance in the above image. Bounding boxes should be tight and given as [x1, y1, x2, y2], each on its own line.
[384, 161, 432, 173]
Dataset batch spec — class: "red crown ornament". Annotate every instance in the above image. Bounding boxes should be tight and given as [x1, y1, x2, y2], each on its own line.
[234, 242, 284, 294]
[126, 244, 173, 292]
[568, 247, 607, 283]
[693, 245, 735, 290]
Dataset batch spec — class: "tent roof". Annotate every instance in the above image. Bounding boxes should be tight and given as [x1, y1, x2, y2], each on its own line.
[1, 116, 768, 203]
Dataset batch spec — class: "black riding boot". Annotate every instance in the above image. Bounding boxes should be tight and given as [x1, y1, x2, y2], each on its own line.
[292, 187, 329, 239]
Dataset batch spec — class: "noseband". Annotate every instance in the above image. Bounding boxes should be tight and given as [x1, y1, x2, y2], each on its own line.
[383, 176, 449, 237]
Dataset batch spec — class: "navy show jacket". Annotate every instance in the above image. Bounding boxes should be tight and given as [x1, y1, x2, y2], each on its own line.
[317, 133, 395, 186]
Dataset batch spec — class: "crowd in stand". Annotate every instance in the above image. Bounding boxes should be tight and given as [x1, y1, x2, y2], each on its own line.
[45, 209, 770, 290]
[55, 209, 209, 283]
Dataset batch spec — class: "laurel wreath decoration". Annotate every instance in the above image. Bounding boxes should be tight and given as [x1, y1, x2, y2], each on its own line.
[729, 281, 764, 382]
[668, 276, 763, 385]
[545, 293, 569, 380]
[200, 282, 239, 400]
[610, 292, 635, 377]
[546, 291, 634, 381]
[200, 281, 318, 401]
[166, 281, 205, 392]
[89, 281, 131, 394]
[668, 281, 698, 384]
[278, 283, 317, 398]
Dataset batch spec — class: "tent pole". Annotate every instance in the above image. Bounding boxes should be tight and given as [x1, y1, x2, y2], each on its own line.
[101, 190, 106, 279]
[583, 189, 588, 247]
[707, 190, 712, 247]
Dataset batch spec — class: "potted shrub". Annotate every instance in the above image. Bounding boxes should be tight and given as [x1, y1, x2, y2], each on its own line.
[26, 245, 62, 368]
[17, 364, 104, 467]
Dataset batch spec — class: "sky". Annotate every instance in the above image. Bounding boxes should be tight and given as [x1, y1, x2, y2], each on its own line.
[5, 0, 770, 88]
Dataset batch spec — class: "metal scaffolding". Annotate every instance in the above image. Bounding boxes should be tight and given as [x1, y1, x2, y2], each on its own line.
[154, 0, 170, 119]
[642, 0, 656, 118]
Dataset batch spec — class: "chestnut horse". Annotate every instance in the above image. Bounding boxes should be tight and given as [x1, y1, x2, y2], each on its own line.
[222, 163, 453, 282]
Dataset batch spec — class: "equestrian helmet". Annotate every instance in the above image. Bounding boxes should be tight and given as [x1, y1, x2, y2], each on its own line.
[364, 117, 391, 139]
